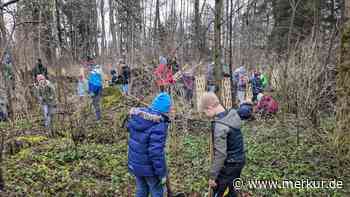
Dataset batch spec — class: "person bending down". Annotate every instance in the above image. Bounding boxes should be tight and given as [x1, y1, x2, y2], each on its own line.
[199, 92, 246, 197]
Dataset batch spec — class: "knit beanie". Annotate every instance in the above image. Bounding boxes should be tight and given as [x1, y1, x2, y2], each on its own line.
[150, 92, 172, 113]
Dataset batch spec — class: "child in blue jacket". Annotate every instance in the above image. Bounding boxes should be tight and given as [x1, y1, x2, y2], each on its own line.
[127, 92, 172, 197]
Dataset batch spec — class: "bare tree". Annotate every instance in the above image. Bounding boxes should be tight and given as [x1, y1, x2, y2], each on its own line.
[336, 0, 350, 154]
[214, 0, 223, 95]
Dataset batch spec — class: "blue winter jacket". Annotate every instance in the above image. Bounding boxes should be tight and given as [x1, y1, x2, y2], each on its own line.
[88, 68, 103, 95]
[127, 107, 170, 178]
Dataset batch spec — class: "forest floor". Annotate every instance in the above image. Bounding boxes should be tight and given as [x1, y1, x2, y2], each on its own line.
[1, 86, 349, 197]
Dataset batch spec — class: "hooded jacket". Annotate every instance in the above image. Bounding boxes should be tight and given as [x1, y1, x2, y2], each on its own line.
[210, 109, 245, 180]
[251, 74, 263, 95]
[256, 95, 278, 114]
[127, 107, 170, 178]
[36, 80, 56, 105]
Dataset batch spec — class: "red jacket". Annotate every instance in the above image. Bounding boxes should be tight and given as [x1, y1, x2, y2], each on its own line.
[256, 96, 278, 114]
[154, 64, 175, 86]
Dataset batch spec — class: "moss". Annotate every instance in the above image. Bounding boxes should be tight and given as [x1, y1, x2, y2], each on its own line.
[101, 86, 122, 108]
[16, 135, 48, 145]
[16, 148, 31, 160]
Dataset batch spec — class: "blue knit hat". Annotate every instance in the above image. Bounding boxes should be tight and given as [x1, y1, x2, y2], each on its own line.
[150, 92, 172, 113]
[238, 103, 253, 120]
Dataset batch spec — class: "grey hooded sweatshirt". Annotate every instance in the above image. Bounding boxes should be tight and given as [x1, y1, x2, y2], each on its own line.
[210, 109, 245, 180]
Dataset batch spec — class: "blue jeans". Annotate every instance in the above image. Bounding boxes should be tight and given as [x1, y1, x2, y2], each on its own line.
[135, 176, 164, 197]
[237, 91, 245, 105]
[122, 84, 128, 94]
[42, 104, 53, 128]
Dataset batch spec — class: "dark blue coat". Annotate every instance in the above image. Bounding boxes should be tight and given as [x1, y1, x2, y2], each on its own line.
[251, 75, 263, 95]
[127, 108, 169, 178]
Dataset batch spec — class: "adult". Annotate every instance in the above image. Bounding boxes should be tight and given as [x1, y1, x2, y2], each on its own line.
[35, 74, 56, 128]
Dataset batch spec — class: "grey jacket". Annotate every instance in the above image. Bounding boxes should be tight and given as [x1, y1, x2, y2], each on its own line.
[209, 109, 244, 179]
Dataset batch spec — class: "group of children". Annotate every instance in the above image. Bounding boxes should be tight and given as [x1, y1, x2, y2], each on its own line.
[234, 66, 279, 120]
[126, 61, 279, 197]
[28, 56, 279, 197]
[31, 57, 105, 128]
[233, 66, 269, 104]
[126, 90, 246, 197]
[108, 61, 130, 95]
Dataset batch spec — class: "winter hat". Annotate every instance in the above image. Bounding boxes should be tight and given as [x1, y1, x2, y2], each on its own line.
[257, 93, 264, 102]
[150, 92, 172, 113]
[36, 74, 46, 82]
[238, 103, 253, 120]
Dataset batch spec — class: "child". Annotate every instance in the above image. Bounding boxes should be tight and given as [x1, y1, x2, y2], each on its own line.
[109, 70, 118, 86]
[238, 100, 254, 121]
[35, 74, 56, 128]
[127, 92, 172, 197]
[250, 71, 263, 102]
[121, 64, 130, 95]
[77, 75, 88, 100]
[199, 92, 245, 197]
[256, 93, 279, 117]
[237, 75, 248, 105]
[87, 57, 103, 121]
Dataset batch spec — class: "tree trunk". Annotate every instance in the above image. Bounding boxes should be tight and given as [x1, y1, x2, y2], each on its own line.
[336, 0, 350, 153]
[93, 0, 99, 57]
[194, 0, 200, 56]
[100, 0, 106, 58]
[214, 0, 223, 95]
[0, 129, 4, 191]
[154, 0, 160, 57]
[54, 0, 63, 56]
[0, 1, 5, 189]
[109, 0, 116, 56]
[0, 2, 6, 47]
[229, 0, 235, 107]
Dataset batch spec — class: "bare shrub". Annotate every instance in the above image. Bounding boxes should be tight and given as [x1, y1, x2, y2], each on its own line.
[271, 37, 336, 126]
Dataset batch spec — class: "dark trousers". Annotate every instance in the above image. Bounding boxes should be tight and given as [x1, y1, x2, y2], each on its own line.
[252, 93, 258, 102]
[214, 163, 244, 197]
[92, 91, 102, 120]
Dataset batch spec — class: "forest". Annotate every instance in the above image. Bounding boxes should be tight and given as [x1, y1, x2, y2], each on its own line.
[0, 0, 349, 196]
